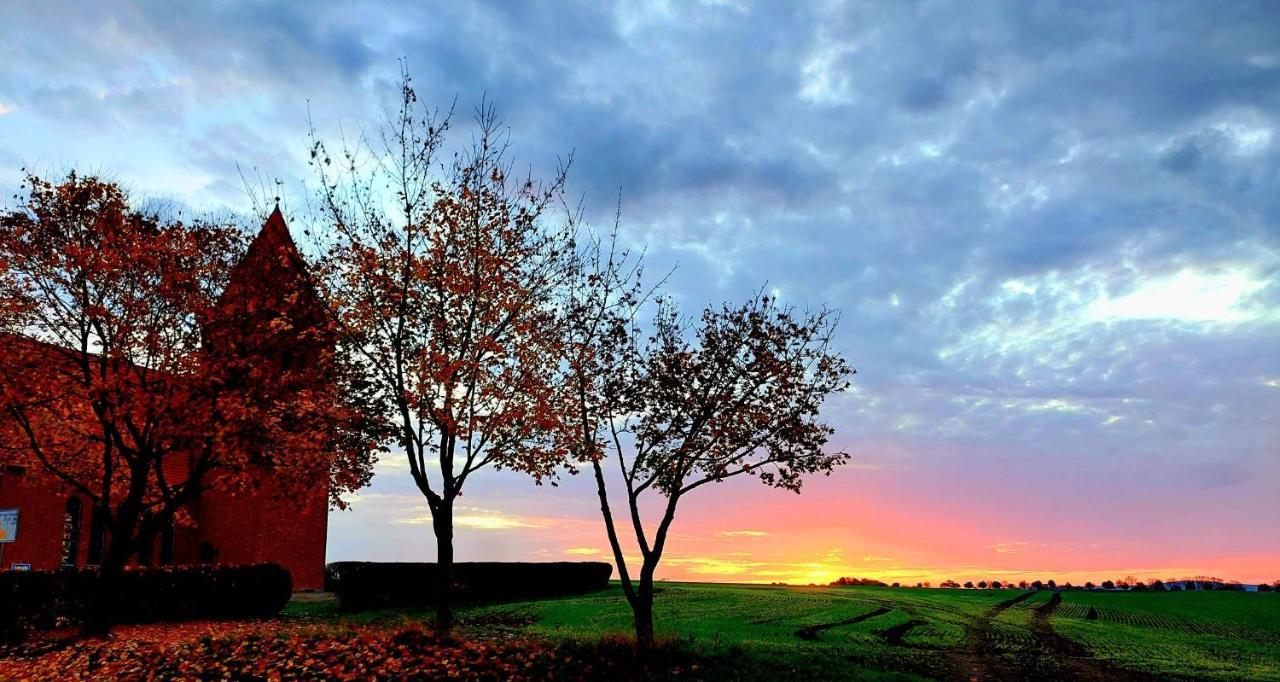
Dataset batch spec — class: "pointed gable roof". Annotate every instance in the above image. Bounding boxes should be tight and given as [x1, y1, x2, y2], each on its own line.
[225, 207, 309, 295]
[213, 207, 326, 331]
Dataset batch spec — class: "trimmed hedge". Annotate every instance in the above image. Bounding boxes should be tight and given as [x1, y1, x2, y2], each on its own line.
[0, 563, 291, 638]
[325, 562, 613, 611]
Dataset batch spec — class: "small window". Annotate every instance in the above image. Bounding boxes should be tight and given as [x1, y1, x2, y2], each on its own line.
[281, 349, 307, 372]
[159, 522, 175, 565]
[60, 497, 83, 568]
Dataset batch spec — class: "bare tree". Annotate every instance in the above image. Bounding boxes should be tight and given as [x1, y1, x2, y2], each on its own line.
[564, 242, 853, 644]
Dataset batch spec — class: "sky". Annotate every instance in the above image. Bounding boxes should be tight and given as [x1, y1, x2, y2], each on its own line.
[2, 1, 1277, 585]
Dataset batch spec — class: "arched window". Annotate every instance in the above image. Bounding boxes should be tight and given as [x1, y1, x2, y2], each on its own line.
[60, 497, 83, 568]
[87, 507, 107, 565]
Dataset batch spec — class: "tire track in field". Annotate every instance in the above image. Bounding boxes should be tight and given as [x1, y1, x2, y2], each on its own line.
[794, 606, 891, 640]
[1031, 593, 1155, 681]
[947, 590, 1158, 681]
[948, 590, 1035, 681]
[877, 618, 928, 646]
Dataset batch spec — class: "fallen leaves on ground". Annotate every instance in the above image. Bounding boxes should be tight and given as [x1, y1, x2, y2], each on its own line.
[0, 621, 701, 681]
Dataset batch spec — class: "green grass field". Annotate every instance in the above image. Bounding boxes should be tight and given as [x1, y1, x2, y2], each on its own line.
[286, 583, 1280, 680]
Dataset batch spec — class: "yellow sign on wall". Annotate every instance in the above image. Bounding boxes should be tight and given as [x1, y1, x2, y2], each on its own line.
[0, 508, 18, 543]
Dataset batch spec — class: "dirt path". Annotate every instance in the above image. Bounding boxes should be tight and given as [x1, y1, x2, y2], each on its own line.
[948, 591, 1035, 681]
[794, 606, 891, 640]
[1030, 593, 1155, 681]
[947, 590, 1156, 681]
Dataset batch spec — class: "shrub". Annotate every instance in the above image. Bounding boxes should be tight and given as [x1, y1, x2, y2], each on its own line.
[325, 562, 613, 611]
[0, 563, 291, 639]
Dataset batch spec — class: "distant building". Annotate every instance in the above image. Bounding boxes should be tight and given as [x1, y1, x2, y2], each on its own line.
[0, 210, 330, 589]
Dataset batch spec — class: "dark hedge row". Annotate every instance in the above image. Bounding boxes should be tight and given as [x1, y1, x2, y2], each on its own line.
[0, 563, 291, 638]
[325, 561, 613, 611]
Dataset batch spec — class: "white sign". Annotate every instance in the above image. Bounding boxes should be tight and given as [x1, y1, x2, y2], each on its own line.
[0, 509, 17, 543]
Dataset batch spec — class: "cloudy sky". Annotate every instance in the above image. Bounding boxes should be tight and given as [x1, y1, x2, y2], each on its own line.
[3, 1, 1278, 584]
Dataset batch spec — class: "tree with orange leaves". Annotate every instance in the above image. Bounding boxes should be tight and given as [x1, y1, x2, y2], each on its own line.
[309, 72, 579, 636]
[0, 171, 376, 632]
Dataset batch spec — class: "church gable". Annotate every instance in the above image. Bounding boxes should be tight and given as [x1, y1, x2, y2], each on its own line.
[219, 208, 324, 325]
[203, 208, 332, 374]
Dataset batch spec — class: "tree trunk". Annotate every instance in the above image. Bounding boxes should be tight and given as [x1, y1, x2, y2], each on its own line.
[633, 594, 655, 646]
[83, 532, 134, 636]
[433, 503, 454, 638]
[633, 562, 657, 646]
[630, 498, 677, 647]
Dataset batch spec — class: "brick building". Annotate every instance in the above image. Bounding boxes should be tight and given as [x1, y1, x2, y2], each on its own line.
[0, 209, 331, 589]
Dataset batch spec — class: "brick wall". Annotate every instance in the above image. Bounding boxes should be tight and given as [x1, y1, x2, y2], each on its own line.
[0, 464, 329, 588]
[194, 468, 330, 590]
[0, 468, 89, 569]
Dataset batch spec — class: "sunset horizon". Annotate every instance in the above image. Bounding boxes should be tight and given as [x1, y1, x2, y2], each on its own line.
[1, 2, 1277, 679]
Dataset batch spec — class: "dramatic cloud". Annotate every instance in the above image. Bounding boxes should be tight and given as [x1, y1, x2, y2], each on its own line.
[3, 1, 1277, 582]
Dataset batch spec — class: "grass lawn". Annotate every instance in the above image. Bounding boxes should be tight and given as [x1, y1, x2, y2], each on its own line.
[1048, 590, 1280, 680]
[282, 582, 1280, 680]
[4, 582, 1275, 680]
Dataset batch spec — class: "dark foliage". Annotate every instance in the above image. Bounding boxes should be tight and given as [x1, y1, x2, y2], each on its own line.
[324, 562, 613, 611]
[830, 577, 887, 587]
[0, 563, 290, 639]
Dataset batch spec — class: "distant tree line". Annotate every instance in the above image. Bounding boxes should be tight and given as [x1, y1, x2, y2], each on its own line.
[829, 576, 1278, 592]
